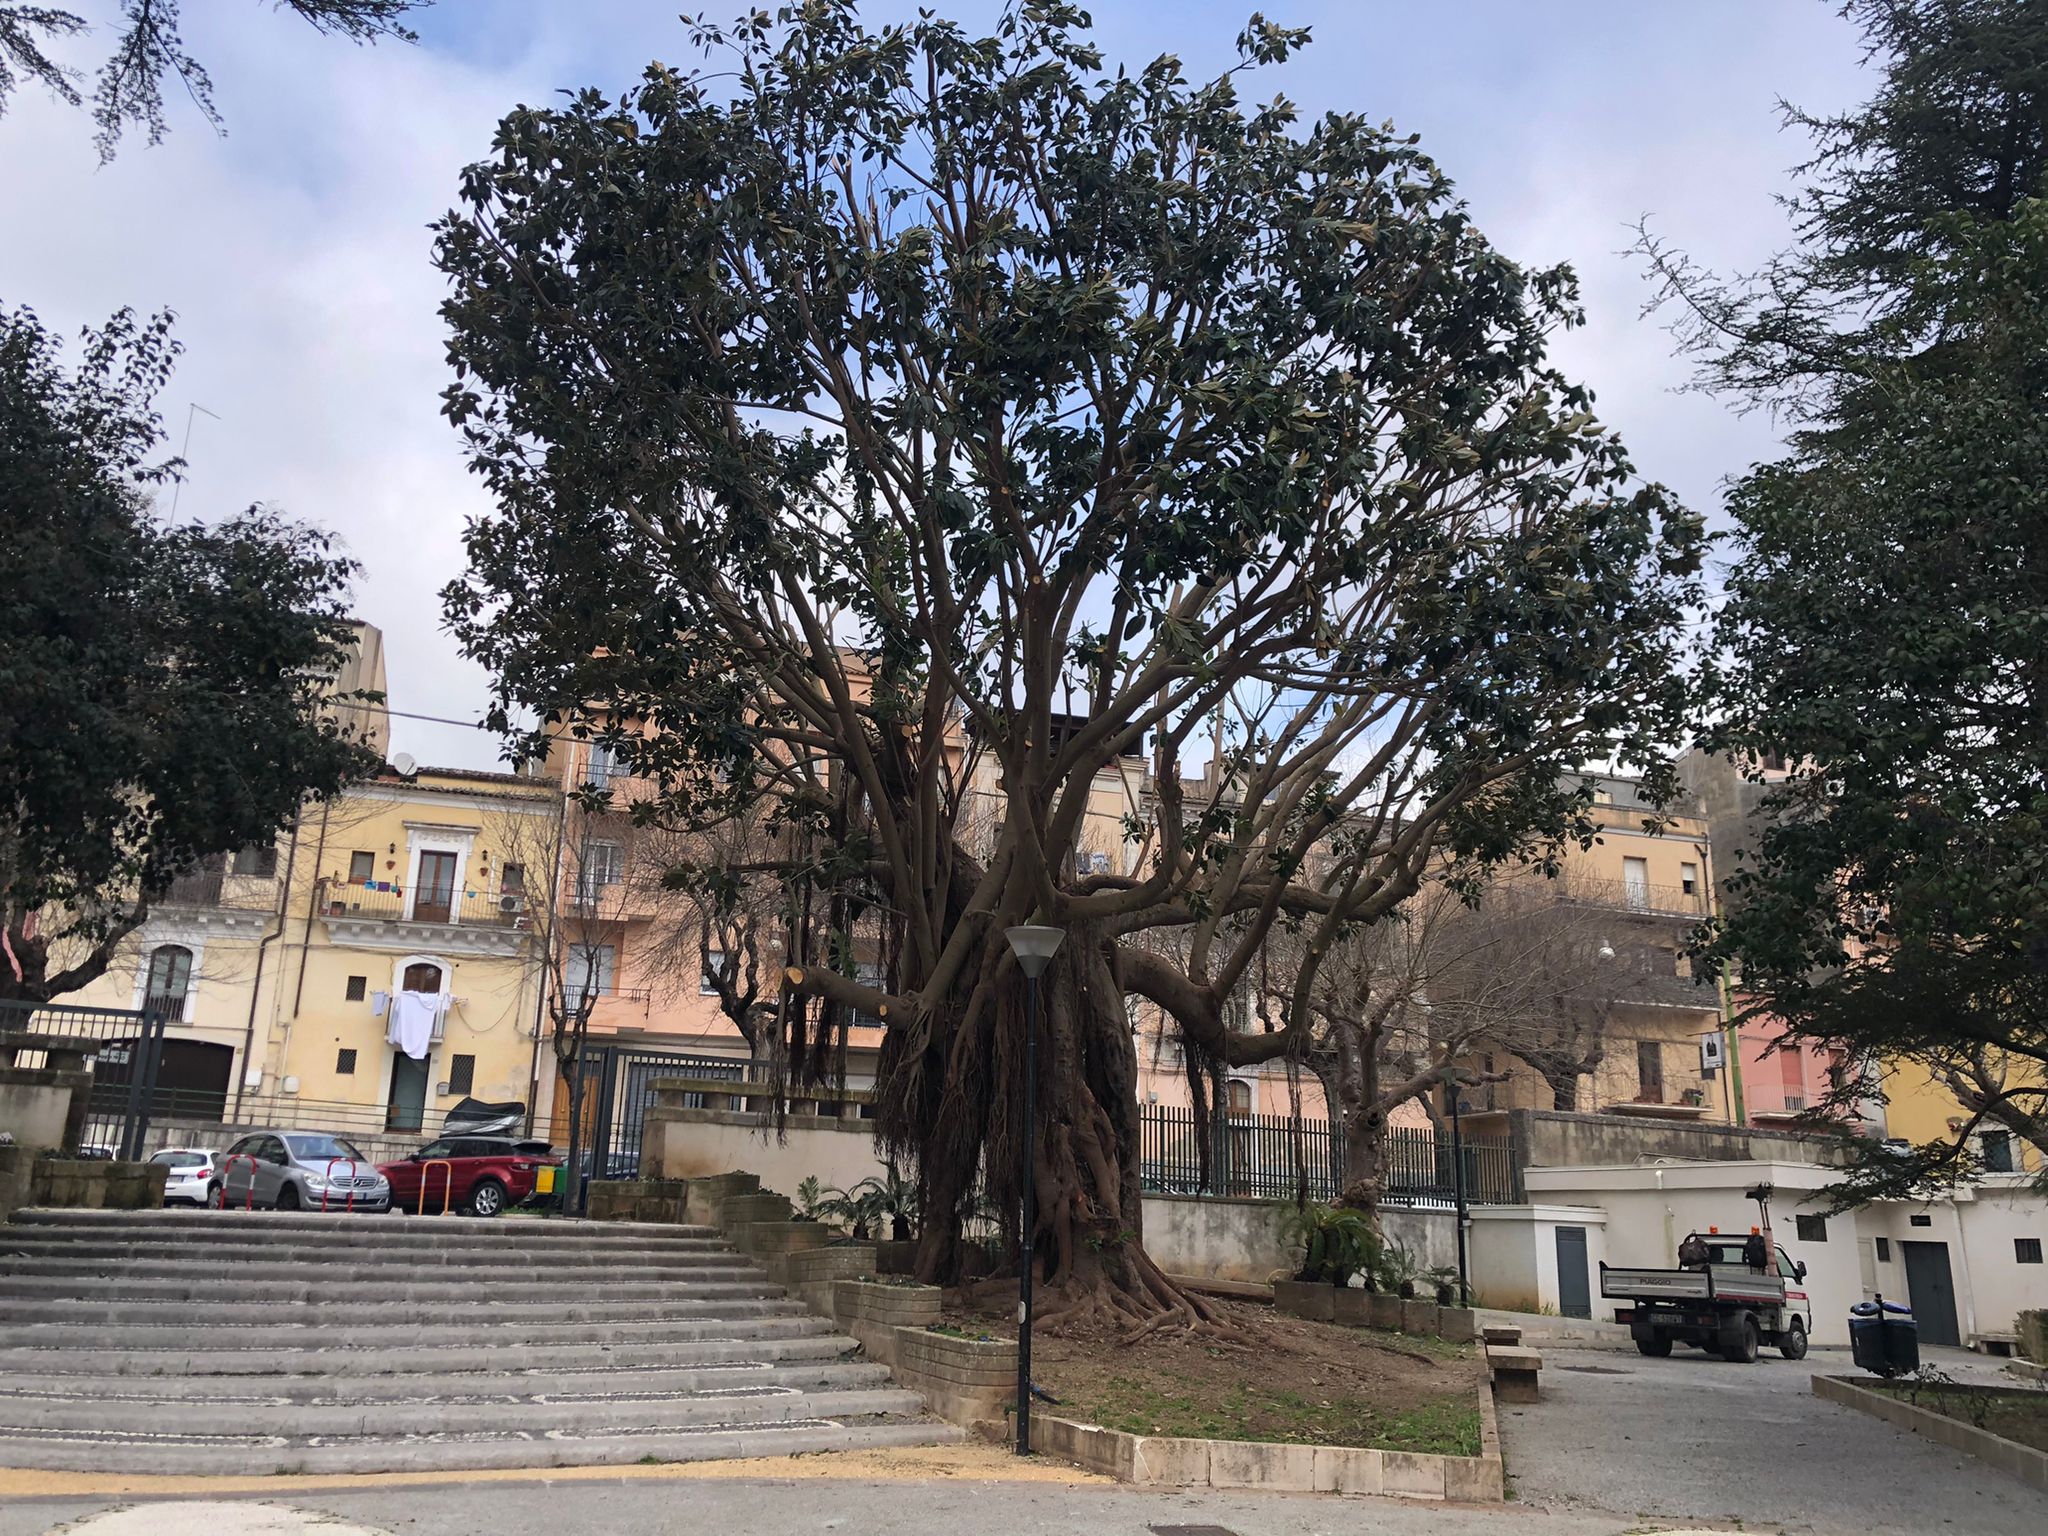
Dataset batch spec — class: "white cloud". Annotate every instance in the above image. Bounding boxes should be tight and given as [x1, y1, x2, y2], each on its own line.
[0, 2, 1873, 769]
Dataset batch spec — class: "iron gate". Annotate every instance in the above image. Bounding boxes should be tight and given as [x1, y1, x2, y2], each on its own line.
[0, 997, 170, 1160]
[566, 1044, 749, 1210]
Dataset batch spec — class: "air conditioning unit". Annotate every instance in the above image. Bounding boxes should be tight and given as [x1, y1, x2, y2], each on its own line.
[499, 893, 525, 915]
[1699, 1034, 1726, 1074]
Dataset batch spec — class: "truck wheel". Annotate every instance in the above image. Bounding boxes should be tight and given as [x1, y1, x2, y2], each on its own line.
[1636, 1337, 1673, 1357]
[1729, 1318, 1761, 1363]
[1779, 1320, 1809, 1360]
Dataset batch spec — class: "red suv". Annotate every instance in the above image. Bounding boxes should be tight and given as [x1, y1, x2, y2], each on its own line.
[378, 1136, 552, 1217]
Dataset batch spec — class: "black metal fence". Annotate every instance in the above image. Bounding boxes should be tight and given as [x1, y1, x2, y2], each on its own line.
[0, 997, 169, 1160]
[1138, 1103, 1520, 1206]
[566, 1044, 750, 1207]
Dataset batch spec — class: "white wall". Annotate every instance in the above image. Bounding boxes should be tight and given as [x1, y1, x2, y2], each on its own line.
[1524, 1161, 1864, 1343]
[643, 1108, 887, 1195]
[1955, 1178, 2048, 1344]
[1467, 1204, 1608, 1315]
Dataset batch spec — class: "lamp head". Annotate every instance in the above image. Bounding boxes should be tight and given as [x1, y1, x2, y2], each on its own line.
[1596, 938, 1617, 962]
[1004, 924, 1065, 979]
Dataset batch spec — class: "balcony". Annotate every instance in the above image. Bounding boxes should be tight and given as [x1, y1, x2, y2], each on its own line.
[1558, 877, 1708, 919]
[315, 878, 533, 957]
[152, 867, 277, 936]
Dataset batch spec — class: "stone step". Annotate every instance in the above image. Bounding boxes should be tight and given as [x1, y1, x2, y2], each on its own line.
[8, 1208, 719, 1240]
[0, 1310, 832, 1351]
[0, 1331, 860, 1378]
[0, 1416, 961, 1476]
[0, 1384, 928, 1439]
[0, 1271, 771, 1304]
[0, 1234, 735, 1267]
[0, 1292, 795, 1327]
[0, 1253, 771, 1287]
[0, 1269, 774, 1302]
[0, 1358, 891, 1403]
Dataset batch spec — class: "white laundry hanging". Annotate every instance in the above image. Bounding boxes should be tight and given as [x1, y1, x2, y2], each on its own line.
[389, 991, 437, 1061]
[369, 990, 389, 1018]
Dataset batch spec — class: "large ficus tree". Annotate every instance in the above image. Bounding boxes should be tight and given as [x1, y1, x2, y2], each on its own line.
[437, 3, 1701, 1325]
[1642, 0, 2048, 1194]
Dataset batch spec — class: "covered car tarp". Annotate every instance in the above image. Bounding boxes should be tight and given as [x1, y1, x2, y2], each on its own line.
[441, 1098, 526, 1137]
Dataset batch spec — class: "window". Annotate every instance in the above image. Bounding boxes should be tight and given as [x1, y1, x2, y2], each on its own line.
[448, 1054, 476, 1096]
[1623, 856, 1650, 912]
[344, 975, 367, 1002]
[577, 841, 623, 899]
[1909, 1213, 1932, 1228]
[499, 862, 525, 895]
[1680, 862, 1698, 897]
[701, 951, 725, 995]
[336, 1048, 357, 1075]
[1794, 1214, 1827, 1243]
[1635, 1040, 1665, 1103]
[585, 742, 620, 788]
[144, 944, 194, 1021]
[232, 843, 278, 878]
[1875, 1237, 1891, 1262]
[567, 942, 616, 998]
[1983, 1130, 2015, 1173]
[853, 962, 886, 1029]
[348, 850, 375, 884]
[2017, 1238, 2043, 1265]
[1226, 1079, 1253, 1114]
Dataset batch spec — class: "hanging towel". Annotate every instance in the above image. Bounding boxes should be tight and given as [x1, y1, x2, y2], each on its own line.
[369, 989, 389, 1019]
[391, 991, 437, 1060]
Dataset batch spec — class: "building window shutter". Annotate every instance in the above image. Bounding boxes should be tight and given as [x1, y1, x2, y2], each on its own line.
[448, 1054, 476, 1096]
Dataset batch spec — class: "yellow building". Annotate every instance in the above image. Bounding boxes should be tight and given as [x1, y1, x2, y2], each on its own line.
[70, 761, 557, 1154]
[1456, 773, 1731, 1122]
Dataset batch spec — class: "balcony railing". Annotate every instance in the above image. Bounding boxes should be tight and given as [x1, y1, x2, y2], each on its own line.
[1557, 877, 1708, 919]
[316, 878, 532, 930]
[157, 868, 279, 912]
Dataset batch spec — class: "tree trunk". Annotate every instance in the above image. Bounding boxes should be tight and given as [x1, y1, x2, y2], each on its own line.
[891, 925, 1219, 1332]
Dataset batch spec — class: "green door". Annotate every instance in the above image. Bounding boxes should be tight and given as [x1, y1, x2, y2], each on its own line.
[386, 1053, 430, 1133]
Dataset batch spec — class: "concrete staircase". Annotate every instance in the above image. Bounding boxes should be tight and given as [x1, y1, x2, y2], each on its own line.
[0, 1206, 958, 1474]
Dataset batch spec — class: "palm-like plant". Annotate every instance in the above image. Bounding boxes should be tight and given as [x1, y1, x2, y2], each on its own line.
[1281, 1202, 1382, 1287]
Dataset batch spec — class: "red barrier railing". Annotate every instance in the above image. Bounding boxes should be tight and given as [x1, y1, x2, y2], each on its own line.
[419, 1158, 454, 1217]
[321, 1157, 359, 1213]
[218, 1153, 259, 1210]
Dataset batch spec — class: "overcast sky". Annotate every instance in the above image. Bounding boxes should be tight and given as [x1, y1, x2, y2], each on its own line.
[1, 2, 1872, 771]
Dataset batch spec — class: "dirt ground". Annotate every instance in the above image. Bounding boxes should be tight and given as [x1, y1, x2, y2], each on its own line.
[1871, 1380, 2048, 1452]
[945, 1295, 1484, 1454]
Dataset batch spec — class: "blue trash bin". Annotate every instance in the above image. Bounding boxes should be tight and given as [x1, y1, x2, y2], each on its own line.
[1849, 1297, 1918, 1377]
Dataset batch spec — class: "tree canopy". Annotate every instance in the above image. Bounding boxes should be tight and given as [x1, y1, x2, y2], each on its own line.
[0, 303, 378, 1003]
[1644, 0, 2048, 1192]
[0, 0, 428, 159]
[436, 2, 1702, 1322]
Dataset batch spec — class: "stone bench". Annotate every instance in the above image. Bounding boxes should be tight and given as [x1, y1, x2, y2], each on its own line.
[1487, 1344, 1542, 1404]
[1481, 1324, 1523, 1348]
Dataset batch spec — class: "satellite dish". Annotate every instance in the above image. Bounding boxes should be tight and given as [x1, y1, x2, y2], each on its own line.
[391, 752, 418, 778]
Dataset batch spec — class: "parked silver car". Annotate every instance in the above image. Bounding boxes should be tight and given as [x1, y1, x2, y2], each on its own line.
[148, 1147, 217, 1206]
[210, 1131, 390, 1212]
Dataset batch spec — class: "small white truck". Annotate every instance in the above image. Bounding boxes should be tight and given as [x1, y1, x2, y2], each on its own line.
[1599, 1185, 1814, 1363]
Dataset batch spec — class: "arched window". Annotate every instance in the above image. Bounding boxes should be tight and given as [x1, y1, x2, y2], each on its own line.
[1226, 1078, 1253, 1115]
[145, 945, 193, 1021]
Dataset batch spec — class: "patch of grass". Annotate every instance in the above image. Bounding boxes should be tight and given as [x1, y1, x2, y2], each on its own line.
[1868, 1381, 2048, 1453]
[1068, 1371, 1479, 1455]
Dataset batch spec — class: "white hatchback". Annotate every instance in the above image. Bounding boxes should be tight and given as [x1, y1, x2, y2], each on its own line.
[148, 1147, 217, 1206]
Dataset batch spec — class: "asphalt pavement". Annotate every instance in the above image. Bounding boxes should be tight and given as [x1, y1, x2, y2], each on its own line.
[5, 1345, 2043, 1536]
[1497, 1343, 2048, 1535]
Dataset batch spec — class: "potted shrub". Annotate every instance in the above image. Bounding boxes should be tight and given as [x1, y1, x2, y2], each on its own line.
[1276, 1203, 1379, 1320]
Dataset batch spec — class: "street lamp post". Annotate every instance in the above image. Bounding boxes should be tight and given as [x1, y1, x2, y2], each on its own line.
[1447, 1067, 1470, 1309]
[1003, 923, 1063, 1457]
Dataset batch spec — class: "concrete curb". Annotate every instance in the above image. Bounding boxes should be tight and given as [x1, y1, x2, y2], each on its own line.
[1812, 1373, 2048, 1494]
[1012, 1376, 1503, 1501]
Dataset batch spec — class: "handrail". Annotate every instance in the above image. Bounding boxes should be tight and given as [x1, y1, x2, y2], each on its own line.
[420, 1158, 455, 1217]
[321, 1157, 359, 1214]
[219, 1152, 259, 1210]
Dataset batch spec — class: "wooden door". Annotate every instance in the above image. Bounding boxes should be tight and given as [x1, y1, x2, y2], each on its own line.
[414, 851, 458, 923]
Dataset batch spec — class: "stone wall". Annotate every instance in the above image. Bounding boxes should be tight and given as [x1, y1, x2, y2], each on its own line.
[1138, 1193, 1458, 1284]
[832, 1280, 1013, 1425]
[639, 1105, 887, 1192]
[0, 1068, 83, 1153]
[1464, 1106, 1841, 1171]
[0, 1147, 168, 1215]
